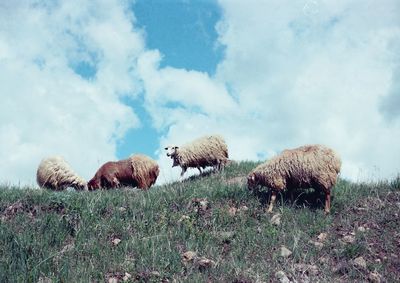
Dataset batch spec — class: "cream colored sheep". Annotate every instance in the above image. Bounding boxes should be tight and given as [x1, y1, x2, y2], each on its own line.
[164, 135, 229, 177]
[88, 154, 159, 190]
[36, 156, 87, 191]
[247, 144, 341, 214]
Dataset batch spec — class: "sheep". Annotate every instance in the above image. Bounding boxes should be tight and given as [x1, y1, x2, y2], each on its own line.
[87, 154, 159, 190]
[36, 156, 87, 191]
[164, 135, 229, 177]
[247, 144, 341, 214]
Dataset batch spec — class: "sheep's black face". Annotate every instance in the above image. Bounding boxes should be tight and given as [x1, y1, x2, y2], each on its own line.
[87, 179, 100, 191]
[247, 173, 257, 191]
[75, 182, 88, 191]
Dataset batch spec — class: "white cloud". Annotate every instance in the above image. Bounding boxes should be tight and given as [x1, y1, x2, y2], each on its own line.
[0, 1, 144, 185]
[2, 0, 399, 186]
[214, 0, 400, 180]
[141, 0, 400, 182]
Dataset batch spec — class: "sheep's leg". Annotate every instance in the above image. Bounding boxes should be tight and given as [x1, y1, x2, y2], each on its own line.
[290, 190, 294, 205]
[82, 183, 89, 191]
[267, 190, 277, 213]
[138, 183, 148, 190]
[100, 176, 110, 189]
[135, 179, 144, 190]
[111, 177, 120, 188]
[197, 167, 202, 175]
[324, 191, 331, 214]
[180, 167, 187, 177]
[218, 160, 226, 171]
[219, 162, 224, 172]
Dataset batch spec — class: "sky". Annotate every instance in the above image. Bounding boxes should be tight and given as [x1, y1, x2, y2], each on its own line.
[0, 0, 399, 186]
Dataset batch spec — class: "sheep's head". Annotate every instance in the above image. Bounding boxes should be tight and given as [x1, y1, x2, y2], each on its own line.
[164, 146, 179, 157]
[87, 178, 101, 191]
[73, 179, 88, 191]
[247, 173, 258, 191]
[164, 146, 181, 167]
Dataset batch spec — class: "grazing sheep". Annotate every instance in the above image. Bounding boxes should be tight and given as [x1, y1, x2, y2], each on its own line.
[87, 154, 159, 190]
[36, 156, 87, 191]
[164, 135, 229, 177]
[247, 144, 341, 214]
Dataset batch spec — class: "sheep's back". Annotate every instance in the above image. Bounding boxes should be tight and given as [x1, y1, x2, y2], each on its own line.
[253, 145, 341, 189]
[37, 156, 79, 190]
[129, 154, 159, 189]
[178, 135, 228, 166]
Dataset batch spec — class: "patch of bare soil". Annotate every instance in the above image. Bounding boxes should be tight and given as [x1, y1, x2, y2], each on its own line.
[1, 200, 66, 221]
[188, 198, 212, 217]
[329, 191, 400, 282]
[224, 176, 246, 186]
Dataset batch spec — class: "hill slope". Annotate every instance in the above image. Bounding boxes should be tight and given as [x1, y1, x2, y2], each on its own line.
[1, 161, 399, 282]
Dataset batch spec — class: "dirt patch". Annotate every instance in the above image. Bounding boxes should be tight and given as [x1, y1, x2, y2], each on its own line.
[224, 176, 246, 186]
[329, 191, 400, 281]
[1, 200, 66, 221]
[188, 198, 212, 217]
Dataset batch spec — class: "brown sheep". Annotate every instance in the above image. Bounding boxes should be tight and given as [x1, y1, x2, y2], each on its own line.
[88, 154, 159, 190]
[247, 144, 341, 214]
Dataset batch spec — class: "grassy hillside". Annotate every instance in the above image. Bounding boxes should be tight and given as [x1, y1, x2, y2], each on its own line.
[1, 161, 399, 282]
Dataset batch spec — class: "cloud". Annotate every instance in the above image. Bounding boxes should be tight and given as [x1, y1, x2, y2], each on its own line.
[380, 37, 400, 121]
[214, 0, 400, 180]
[0, 1, 144, 185]
[137, 50, 247, 182]
[2, 0, 399, 186]
[142, 0, 400, 182]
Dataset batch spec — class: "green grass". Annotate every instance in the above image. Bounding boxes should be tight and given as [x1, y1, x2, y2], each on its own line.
[1, 161, 399, 282]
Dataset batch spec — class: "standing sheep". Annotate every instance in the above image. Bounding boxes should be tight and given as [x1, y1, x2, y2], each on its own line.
[247, 144, 341, 214]
[164, 135, 229, 177]
[36, 156, 87, 191]
[87, 154, 159, 190]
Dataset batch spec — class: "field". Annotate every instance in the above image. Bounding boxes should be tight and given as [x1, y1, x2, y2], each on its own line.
[1, 161, 399, 282]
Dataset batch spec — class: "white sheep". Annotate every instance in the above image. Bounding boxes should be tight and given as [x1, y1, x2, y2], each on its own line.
[36, 156, 87, 191]
[165, 135, 229, 177]
[247, 144, 341, 214]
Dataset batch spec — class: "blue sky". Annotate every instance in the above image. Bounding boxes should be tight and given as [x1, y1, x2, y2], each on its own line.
[117, 0, 223, 160]
[133, 0, 223, 73]
[0, 0, 399, 185]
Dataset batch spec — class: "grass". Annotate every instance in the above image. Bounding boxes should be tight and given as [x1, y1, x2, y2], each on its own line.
[0, 161, 399, 282]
